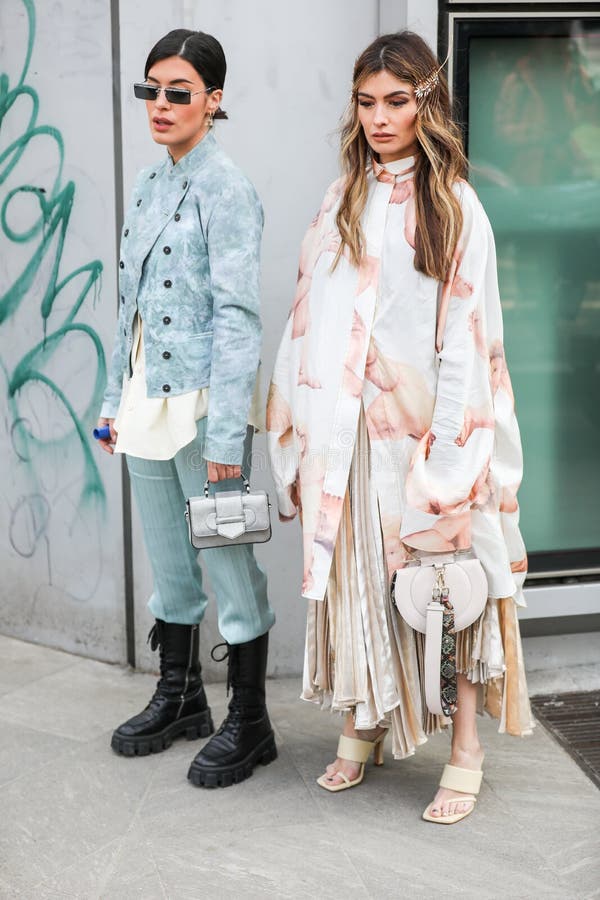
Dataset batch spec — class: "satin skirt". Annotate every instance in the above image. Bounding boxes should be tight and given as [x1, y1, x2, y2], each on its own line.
[302, 408, 534, 760]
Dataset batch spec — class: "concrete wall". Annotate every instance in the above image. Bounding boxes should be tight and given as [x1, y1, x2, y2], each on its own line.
[0, 0, 127, 662]
[1, 0, 449, 678]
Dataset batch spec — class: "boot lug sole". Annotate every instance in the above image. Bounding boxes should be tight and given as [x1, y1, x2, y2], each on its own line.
[187, 732, 277, 788]
[111, 709, 214, 757]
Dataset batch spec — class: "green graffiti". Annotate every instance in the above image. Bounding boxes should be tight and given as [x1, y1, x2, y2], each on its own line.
[1, 0, 107, 511]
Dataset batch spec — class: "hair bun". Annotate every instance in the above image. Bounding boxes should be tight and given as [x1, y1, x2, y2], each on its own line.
[213, 107, 228, 120]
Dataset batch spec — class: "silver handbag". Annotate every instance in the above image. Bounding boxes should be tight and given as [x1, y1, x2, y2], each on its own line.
[185, 477, 272, 550]
[392, 551, 488, 718]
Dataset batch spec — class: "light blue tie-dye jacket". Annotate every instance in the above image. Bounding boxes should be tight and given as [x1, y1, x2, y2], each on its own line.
[100, 131, 263, 465]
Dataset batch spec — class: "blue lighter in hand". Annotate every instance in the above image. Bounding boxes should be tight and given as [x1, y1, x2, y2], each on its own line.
[93, 424, 111, 440]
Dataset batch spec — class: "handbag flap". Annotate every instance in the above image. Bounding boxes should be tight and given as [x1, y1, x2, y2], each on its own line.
[214, 491, 245, 539]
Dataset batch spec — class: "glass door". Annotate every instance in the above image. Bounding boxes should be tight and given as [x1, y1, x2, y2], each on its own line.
[451, 16, 600, 575]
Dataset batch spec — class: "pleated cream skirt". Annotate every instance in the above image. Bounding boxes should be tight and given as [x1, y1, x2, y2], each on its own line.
[302, 407, 535, 760]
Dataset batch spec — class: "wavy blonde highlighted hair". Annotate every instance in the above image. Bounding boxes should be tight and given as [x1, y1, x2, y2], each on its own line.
[334, 31, 466, 282]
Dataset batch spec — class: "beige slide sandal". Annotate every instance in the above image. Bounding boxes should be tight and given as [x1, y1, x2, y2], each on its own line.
[317, 732, 386, 793]
[422, 763, 483, 824]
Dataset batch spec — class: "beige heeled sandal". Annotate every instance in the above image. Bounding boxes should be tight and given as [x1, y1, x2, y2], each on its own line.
[317, 732, 386, 793]
[422, 763, 483, 824]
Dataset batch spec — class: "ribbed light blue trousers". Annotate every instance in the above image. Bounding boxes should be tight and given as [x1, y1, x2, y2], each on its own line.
[126, 420, 275, 645]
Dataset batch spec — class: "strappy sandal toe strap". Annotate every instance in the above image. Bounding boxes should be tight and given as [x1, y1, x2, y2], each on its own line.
[422, 794, 477, 825]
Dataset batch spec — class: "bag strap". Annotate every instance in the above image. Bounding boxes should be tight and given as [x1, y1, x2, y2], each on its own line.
[424, 600, 444, 715]
[203, 474, 250, 497]
[424, 565, 458, 718]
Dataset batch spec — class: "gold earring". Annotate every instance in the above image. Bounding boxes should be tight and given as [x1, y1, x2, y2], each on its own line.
[207, 111, 214, 128]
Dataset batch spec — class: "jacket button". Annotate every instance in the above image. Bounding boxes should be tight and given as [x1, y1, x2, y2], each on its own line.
[123, 328, 126, 336]
[162, 384, 171, 393]
[136, 199, 142, 207]
[163, 246, 171, 254]
[162, 351, 171, 360]
[164, 279, 172, 288]
[149, 172, 156, 179]
[174, 213, 181, 222]
[124, 228, 129, 237]
[119, 260, 124, 269]
[120, 295, 125, 304]
[163, 316, 171, 325]
[182, 180, 188, 189]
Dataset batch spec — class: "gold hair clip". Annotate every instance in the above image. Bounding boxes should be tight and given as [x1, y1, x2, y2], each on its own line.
[414, 50, 450, 102]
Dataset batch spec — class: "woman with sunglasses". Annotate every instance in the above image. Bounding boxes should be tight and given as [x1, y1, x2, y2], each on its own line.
[96, 29, 276, 788]
[268, 31, 533, 823]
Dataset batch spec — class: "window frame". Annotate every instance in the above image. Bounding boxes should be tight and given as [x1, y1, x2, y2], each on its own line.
[438, 4, 600, 578]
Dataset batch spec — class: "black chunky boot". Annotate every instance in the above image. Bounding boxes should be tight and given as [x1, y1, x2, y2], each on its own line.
[187, 631, 277, 787]
[111, 620, 214, 756]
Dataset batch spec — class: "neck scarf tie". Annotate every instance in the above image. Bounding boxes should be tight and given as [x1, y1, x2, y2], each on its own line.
[372, 157, 415, 184]
[371, 157, 415, 206]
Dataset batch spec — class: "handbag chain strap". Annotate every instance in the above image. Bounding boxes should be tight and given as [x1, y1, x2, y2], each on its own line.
[432, 566, 458, 718]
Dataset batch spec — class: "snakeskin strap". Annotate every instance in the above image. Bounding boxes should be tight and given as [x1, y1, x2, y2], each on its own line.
[434, 575, 458, 717]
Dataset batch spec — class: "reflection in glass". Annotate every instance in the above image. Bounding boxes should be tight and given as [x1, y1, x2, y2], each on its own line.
[469, 33, 600, 553]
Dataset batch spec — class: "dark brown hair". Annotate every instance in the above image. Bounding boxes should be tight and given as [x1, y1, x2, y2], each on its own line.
[145, 29, 228, 119]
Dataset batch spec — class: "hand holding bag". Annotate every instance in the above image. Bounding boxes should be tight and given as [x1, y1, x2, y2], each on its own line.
[392, 551, 488, 717]
[185, 476, 272, 550]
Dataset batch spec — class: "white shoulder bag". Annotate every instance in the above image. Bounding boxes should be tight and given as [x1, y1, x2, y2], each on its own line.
[392, 552, 488, 717]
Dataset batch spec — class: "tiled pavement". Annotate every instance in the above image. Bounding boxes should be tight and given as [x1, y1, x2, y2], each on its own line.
[0, 633, 599, 899]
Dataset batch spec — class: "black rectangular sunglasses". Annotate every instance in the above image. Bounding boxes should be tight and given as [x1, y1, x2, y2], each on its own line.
[133, 83, 215, 105]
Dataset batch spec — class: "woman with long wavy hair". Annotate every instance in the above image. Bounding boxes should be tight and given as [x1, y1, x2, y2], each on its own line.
[268, 31, 533, 823]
